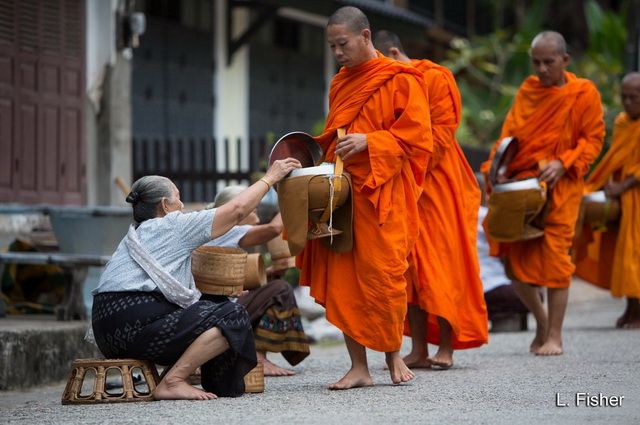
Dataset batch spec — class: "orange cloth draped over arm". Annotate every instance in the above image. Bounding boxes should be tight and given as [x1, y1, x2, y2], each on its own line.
[574, 112, 640, 297]
[404, 59, 488, 349]
[297, 54, 433, 352]
[480, 72, 604, 288]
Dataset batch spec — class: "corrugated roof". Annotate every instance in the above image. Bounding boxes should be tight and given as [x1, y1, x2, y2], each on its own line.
[335, 0, 433, 27]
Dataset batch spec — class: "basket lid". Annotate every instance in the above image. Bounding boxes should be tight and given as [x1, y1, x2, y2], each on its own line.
[489, 137, 518, 185]
[289, 162, 335, 177]
[268, 131, 323, 168]
[582, 190, 607, 203]
[492, 177, 541, 193]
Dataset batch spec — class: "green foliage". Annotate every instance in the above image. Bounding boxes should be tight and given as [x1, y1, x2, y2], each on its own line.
[444, 0, 627, 148]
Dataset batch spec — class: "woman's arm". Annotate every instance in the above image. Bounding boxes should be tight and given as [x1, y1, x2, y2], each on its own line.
[211, 159, 300, 239]
[238, 213, 283, 248]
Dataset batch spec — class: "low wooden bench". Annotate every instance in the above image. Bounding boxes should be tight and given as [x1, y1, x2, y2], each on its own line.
[0, 252, 110, 320]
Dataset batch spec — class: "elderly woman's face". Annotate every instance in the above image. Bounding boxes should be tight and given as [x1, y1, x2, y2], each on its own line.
[162, 184, 184, 215]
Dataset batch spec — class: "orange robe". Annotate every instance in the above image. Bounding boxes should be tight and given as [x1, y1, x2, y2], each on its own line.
[481, 72, 605, 288]
[406, 59, 488, 349]
[574, 112, 640, 297]
[297, 54, 433, 352]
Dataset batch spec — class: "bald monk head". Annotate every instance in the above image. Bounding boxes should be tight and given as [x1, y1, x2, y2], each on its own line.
[530, 31, 570, 87]
[327, 6, 377, 68]
[621, 72, 640, 120]
[373, 30, 411, 63]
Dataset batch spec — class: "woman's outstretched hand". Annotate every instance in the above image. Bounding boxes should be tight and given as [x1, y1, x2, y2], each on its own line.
[263, 158, 302, 186]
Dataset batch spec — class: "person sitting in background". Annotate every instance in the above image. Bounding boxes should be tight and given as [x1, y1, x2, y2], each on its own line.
[477, 204, 530, 331]
[205, 185, 310, 376]
[90, 158, 300, 401]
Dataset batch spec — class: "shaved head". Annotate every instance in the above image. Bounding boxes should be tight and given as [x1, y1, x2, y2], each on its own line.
[373, 30, 405, 55]
[621, 72, 640, 119]
[622, 72, 640, 87]
[531, 31, 567, 55]
[328, 6, 370, 33]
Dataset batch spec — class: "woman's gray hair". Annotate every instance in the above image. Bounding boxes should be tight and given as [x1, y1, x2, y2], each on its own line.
[210, 185, 246, 208]
[126, 175, 174, 225]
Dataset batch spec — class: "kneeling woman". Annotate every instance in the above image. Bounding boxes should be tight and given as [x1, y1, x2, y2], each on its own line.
[90, 158, 301, 400]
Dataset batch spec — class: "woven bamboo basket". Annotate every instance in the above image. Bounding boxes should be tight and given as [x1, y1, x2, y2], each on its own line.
[244, 253, 267, 290]
[244, 362, 264, 393]
[192, 246, 247, 295]
[266, 234, 291, 260]
[270, 256, 296, 272]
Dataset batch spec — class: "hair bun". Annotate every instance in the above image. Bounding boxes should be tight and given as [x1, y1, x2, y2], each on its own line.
[126, 191, 140, 204]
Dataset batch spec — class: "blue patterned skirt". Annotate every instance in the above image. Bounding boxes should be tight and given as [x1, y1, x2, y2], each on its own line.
[92, 290, 256, 397]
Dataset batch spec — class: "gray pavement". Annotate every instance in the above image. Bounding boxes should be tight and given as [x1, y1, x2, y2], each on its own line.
[1, 280, 639, 424]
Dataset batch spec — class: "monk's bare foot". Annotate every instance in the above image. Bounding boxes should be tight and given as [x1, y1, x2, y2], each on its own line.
[402, 352, 432, 369]
[328, 368, 374, 390]
[623, 306, 640, 329]
[428, 348, 453, 370]
[529, 327, 547, 353]
[615, 311, 629, 328]
[153, 376, 217, 400]
[623, 320, 640, 329]
[534, 337, 563, 356]
[385, 353, 415, 385]
[260, 358, 295, 376]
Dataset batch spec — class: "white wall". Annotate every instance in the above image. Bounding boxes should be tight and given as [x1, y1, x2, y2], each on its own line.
[85, 0, 131, 206]
[86, 0, 117, 94]
[85, 0, 118, 205]
[214, 0, 250, 186]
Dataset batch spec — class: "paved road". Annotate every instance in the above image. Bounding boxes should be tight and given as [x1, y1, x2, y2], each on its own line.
[2, 282, 639, 424]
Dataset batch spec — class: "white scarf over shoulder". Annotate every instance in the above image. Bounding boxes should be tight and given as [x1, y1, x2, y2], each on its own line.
[85, 224, 202, 344]
[125, 224, 201, 308]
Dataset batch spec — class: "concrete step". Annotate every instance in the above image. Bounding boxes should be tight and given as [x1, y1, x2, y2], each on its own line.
[0, 315, 100, 391]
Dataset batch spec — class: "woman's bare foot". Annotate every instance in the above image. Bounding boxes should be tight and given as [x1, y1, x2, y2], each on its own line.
[402, 352, 432, 369]
[385, 353, 415, 384]
[428, 348, 453, 369]
[534, 336, 563, 356]
[328, 367, 374, 390]
[260, 358, 296, 376]
[257, 351, 295, 376]
[153, 376, 217, 400]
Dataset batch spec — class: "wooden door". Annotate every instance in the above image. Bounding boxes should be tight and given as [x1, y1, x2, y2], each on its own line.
[0, 0, 85, 204]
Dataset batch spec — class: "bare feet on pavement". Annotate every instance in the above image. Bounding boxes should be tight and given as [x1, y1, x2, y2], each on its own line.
[534, 336, 563, 356]
[529, 326, 547, 353]
[402, 352, 432, 369]
[385, 353, 415, 384]
[153, 377, 217, 400]
[623, 320, 640, 329]
[328, 367, 374, 390]
[260, 358, 296, 376]
[428, 348, 453, 369]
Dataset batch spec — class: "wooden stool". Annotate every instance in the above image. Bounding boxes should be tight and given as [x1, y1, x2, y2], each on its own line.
[61, 358, 160, 404]
[244, 362, 264, 393]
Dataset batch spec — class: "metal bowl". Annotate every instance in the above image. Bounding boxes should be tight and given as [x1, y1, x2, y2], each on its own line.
[268, 131, 323, 168]
[489, 137, 518, 185]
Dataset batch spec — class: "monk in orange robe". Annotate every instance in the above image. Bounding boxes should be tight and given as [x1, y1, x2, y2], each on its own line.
[297, 7, 432, 389]
[373, 30, 488, 369]
[481, 31, 604, 355]
[574, 72, 640, 328]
